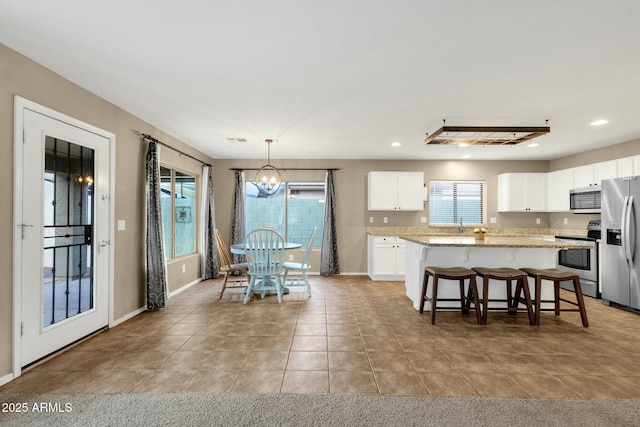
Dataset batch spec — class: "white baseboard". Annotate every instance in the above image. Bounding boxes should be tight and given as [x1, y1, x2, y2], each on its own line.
[111, 278, 203, 327]
[169, 278, 203, 297]
[0, 372, 14, 387]
[111, 306, 146, 328]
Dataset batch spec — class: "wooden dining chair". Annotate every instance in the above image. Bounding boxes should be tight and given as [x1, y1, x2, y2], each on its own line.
[243, 228, 286, 304]
[215, 229, 249, 299]
[283, 227, 317, 297]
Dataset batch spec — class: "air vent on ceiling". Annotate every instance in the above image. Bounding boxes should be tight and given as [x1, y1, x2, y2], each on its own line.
[226, 137, 248, 143]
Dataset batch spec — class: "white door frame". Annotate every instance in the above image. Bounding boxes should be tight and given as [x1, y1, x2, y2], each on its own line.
[12, 96, 116, 378]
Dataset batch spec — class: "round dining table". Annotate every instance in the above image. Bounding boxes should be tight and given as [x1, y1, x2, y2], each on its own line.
[230, 242, 301, 254]
[230, 241, 302, 295]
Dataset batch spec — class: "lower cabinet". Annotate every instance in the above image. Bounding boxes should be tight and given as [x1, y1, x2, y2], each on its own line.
[367, 235, 405, 281]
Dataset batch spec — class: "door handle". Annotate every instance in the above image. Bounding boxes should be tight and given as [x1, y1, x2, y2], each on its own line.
[629, 196, 635, 268]
[622, 196, 632, 266]
[98, 240, 110, 253]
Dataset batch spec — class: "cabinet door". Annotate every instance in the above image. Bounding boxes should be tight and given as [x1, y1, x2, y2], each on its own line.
[395, 243, 406, 275]
[573, 165, 595, 188]
[396, 172, 424, 211]
[368, 172, 397, 210]
[634, 156, 640, 177]
[546, 169, 573, 212]
[371, 243, 397, 276]
[498, 173, 527, 211]
[618, 157, 634, 179]
[526, 174, 547, 211]
[594, 160, 618, 185]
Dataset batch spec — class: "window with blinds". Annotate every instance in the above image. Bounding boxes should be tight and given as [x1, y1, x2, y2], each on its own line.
[429, 180, 486, 226]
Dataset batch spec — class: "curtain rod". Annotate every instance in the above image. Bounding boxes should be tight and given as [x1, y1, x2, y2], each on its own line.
[230, 168, 340, 171]
[142, 133, 211, 167]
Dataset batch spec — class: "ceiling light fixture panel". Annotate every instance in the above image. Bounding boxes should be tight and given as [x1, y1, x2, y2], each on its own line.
[424, 120, 550, 146]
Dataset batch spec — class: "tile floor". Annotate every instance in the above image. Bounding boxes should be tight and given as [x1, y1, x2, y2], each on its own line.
[2, 275, 640, 398]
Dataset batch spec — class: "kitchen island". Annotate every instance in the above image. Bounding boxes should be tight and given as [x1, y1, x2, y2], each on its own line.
[401, 235, 593, 312]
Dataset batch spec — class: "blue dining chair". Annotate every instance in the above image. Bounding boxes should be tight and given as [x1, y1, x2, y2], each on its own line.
[243, 228, 286, 304]
[283, 227, 317, 297]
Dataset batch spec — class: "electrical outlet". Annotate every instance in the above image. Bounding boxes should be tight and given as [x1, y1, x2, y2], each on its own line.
[564, 218, 568, 225]
[289, 254, 294, 261]
[369, 216, 374, 224]
[536, 218, 541, 225]
[182, 264, 186, 273]
[420, 216, 427, 224]
[490, 217, 497, 224]
[117, 220, 125, 231]
[383, 217, 388, 224]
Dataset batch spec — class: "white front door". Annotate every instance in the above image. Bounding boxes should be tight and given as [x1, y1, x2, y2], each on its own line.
[15, 100, 112, 367]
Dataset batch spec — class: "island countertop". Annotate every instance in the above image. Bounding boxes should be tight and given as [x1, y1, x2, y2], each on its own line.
[399, 235, 592, 249]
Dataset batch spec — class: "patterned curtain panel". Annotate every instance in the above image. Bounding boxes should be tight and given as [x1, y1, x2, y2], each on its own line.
[145, 141, 168, 310]
[201, 165, 219, 279]
[230, 170, 246, 266]
[320, 170, 340, 276]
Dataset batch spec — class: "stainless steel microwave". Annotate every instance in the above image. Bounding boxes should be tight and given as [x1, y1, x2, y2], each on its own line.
[569, 185, 601, 214]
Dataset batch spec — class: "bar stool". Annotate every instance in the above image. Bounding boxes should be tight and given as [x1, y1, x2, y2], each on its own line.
[419, 267, 481, 325]
[518, 268, 589, 327]
[471, 267, 534, 325]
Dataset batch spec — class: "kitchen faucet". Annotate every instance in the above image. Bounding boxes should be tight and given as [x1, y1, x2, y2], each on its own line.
[459, 216, 465, 233]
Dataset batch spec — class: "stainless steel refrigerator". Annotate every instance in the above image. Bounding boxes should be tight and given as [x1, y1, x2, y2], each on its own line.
[602, 177, 640, 312]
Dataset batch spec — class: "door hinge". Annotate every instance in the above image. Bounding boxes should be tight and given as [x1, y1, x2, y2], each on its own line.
[21, 322, 24, 336]
[22, 130, 26, 144]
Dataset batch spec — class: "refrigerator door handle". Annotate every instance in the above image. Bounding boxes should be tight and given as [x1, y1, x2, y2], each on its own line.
[623, 196, 632, 267]
[629, 195, 636, 267]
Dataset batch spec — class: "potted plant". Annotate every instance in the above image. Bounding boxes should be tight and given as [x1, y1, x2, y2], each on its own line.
[473, 227, 488, 240]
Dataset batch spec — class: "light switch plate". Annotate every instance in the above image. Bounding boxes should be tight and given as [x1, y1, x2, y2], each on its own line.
[383, 217, 388, 224]
[536, 218, 541, 224]
[420, 216, 427, 224]
[369, 216, 374, 223]
[117, 220, 125, 231]
[490, 217, 497, 224]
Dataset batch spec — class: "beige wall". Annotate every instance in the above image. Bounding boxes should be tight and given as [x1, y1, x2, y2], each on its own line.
[0, 44, 213, 379]
[550, 138, 640, 170]
[212, 158, 551, 274]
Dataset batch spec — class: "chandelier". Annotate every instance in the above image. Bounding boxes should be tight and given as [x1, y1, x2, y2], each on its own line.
[255, 139, 282, 196]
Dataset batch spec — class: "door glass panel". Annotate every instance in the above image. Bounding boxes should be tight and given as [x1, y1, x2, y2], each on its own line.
[43, 137, 94, 327]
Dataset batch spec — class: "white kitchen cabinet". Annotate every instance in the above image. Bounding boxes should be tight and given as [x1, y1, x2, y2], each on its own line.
[368, 171, 424, 211]
[594, 160, 618, 185]
[633, 156, 640, 177]
[498, 173, 547, 212]
[546, 168, 574, 212]
[572, 165, 595, 188]
[618, 157, 634, 178]
[367, 235, 405, 281]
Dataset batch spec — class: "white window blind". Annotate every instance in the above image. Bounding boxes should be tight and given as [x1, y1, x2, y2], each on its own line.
[429, 180, 486, 226]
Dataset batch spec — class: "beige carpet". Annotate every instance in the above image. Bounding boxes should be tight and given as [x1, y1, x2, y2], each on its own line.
[1, 392, 638, 426]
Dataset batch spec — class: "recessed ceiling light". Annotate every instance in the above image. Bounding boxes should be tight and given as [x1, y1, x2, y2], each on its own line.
[391, 141, 401, 147]
[527, 143, 539, 148]
[591, 119, 608, 126]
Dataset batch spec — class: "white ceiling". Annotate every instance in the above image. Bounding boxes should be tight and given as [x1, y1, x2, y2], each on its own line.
[2, 0, 640, 161]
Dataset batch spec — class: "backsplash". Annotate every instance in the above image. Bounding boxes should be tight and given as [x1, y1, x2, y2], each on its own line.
[366, 226, 587, 237]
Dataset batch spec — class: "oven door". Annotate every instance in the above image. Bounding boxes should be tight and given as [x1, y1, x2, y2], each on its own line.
[557, 246, 597, 283]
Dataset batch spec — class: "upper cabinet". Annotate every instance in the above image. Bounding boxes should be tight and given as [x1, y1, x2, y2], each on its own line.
[546, 168, 574, 212]
[368, 171, 424, 211]
[498, 173, 547, 212]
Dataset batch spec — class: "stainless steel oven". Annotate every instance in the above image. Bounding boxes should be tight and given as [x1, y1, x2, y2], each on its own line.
[555, 220, 600, 298]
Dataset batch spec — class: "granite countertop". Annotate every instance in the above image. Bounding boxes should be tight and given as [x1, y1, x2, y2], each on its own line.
[399, 235, 592, 249]
[366, 226, 588, 237]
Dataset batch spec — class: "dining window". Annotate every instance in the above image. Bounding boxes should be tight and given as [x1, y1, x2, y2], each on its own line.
[245, 181, 324, 248]
[160, 166, 197, 259]
[429, 180, 486, 226]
